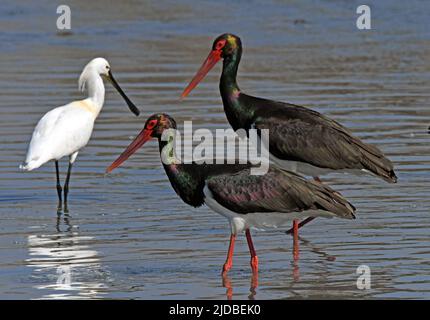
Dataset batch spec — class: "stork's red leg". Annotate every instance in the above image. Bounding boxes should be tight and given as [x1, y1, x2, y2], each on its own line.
[286, 219, 301, 238]
[293, 219, 299, 235]
[286, 217, 316, 235]
[245, 229, 259, 272]
[293, 220, 300, 260]
[222, 233, 236, 274]
[293, 219, 299, 237]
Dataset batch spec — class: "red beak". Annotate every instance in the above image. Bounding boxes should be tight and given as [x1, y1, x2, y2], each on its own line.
[181, 49, 222, 98]
[106, 129, 153, 173]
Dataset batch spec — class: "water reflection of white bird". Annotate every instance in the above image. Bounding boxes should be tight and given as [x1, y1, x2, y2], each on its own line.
[20, 58, 140, 213]
[26, 216, 107, 299]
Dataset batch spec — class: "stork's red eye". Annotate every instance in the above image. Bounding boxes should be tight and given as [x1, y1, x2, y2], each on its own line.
[146, 119, 158, 129]
[215, 39, 227, 50]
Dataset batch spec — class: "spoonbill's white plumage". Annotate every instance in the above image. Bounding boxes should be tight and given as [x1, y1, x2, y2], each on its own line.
[20, 57, 139, 212]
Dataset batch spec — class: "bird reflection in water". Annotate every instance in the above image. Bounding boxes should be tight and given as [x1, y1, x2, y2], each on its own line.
[26, 214, 107, 299]
[221, 233, 336, 299]
[222, 271, 258, 300]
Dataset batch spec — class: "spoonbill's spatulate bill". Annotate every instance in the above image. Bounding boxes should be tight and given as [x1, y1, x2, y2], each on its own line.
[20, 57, 140, 213]
[106, 113, 356, 274]
[181, 33, 397, 233]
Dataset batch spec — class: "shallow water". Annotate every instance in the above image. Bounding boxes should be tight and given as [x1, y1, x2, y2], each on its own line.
[1, 0, 430, 299]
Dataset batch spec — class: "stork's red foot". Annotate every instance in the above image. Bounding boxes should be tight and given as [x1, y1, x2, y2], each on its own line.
[249, 271, 258, 299]
[222, 273, 233, 300]
[245, 229, 259, 273]
[222, 233, 236, 274]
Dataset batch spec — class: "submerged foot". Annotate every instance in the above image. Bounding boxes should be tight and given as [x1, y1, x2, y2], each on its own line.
[249, 271, 258, 300]
[221, 272, 233, 300]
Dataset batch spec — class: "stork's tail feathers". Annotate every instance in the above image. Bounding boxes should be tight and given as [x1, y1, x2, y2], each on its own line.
[360, 147, 398, 183]
[385, 169, 397, 183]
[279, 168, 356, 220]
[312, 181, 356, 220]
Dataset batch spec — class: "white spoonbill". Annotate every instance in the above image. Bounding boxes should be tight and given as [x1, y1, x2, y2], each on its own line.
[20, 57, 140, 213]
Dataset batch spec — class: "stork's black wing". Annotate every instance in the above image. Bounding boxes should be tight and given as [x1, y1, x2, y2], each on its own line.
[206, 166, 356, 219]
[242, 94, 397, 183]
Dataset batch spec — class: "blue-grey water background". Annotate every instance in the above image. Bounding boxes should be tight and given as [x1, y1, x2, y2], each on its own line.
[1, 0, 430, 299]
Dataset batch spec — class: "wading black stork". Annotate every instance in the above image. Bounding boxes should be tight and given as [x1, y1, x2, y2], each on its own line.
[181, 33, 397, 234]
[106, 113, 356, 274]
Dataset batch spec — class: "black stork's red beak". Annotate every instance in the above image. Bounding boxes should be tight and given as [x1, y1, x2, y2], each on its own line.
[106, 128, 153, 173]
[181, 48, 222, 98]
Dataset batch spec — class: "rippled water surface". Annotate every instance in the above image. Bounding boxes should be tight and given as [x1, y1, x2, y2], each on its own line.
[1, 0, 430, 299]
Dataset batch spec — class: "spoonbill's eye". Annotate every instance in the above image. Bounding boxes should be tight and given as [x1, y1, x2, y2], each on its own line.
[106, 66, 110, 69]
[146, 120, 158, 129]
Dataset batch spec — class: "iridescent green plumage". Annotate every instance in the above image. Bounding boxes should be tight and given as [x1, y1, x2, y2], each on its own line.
[209, 34, 397, 182]
[141, 114, 355, 219]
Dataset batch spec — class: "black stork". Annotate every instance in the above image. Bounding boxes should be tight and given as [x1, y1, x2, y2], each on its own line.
[181, 33, 397, 234]
[106, 113, 356, 274]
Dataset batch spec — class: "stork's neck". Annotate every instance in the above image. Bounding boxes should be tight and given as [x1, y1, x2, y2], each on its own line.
[86, 73, 105, 113]
[219, 48, 253, 130]
[157, 135, 204, 207]
[220, 50, 241, 96]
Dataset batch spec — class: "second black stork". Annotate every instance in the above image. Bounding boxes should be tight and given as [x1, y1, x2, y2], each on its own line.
[181, 33, 397, 233]
[106, 113, 356, 274]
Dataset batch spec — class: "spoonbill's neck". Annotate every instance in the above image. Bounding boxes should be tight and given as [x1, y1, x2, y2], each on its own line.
[85, 72, 105, 113]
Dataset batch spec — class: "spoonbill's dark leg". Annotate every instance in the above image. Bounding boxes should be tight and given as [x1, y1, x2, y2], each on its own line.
[245, 229, 258, 272]
[55, 161, 62, 213]
[222, 233, 236, 274]
[63, 161, 73, 213]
